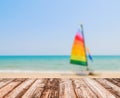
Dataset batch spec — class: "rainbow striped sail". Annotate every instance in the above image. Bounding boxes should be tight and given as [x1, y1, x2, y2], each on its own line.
[70, 26, 88, 66]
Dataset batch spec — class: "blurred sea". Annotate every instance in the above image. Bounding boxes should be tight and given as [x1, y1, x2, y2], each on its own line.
[0, 55, 120, 71]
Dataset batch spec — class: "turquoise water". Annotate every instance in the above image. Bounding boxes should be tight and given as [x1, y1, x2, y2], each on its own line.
[0, 55, 120, 71]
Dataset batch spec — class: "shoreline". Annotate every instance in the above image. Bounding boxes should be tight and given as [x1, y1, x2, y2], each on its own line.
[0, 70, 120, 78]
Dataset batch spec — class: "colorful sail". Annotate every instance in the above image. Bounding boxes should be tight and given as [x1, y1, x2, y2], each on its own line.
[70, 29, 87, 66]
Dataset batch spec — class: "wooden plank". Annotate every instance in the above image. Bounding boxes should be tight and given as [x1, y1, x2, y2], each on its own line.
[107, 78, 118, 84]
[0, 79, 25, 98]
[113, 78, 120, 86]
[83, 78, 116, 98]
[113, 78, 120, 82]
[22, 79, 48, 98]
[0, 79, 4, 82]
[72, 79, 97, 98]
[0, 79, 15, 89]
[95, 78, 120, 97]
[106, 78, 120, 87]
[0, 78, 119, 98]
[14, 78, 27, 82]
[40, 78, 59, 98]
[0, 78, 12, 81]
[59, 79, 76, 98]
[4, 79, 36, 98]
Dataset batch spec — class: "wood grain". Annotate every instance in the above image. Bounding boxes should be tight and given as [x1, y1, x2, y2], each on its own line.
[0, 78, 119, 98]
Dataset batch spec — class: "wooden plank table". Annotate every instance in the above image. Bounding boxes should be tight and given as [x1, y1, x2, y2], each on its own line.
[0, 78, 120, 98]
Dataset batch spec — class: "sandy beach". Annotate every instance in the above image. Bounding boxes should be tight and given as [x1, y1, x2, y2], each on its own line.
[0, 71, 120, 78]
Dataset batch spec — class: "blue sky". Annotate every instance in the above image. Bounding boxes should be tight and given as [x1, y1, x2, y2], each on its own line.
[0, 0, 120, 55]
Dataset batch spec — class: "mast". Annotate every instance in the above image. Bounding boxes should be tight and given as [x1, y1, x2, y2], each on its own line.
[80, 24, 89, 71]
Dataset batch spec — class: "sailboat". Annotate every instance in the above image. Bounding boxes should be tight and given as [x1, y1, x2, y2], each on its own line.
[70, 24, 93, 75]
